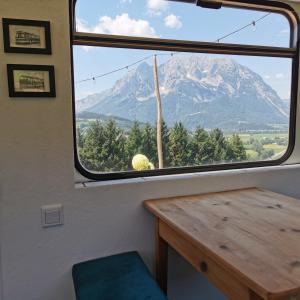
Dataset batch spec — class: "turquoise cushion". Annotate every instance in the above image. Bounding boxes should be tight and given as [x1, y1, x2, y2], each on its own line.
[72, 251, 167, 300]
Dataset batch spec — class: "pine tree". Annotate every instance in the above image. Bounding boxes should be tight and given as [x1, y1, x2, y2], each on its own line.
[79, 120, 126, 172]
[227, 134, 247, 162]
[141, 123, 157, 166]
[76, 126, 84, 149]
[79, 120, 105, 171]
[209, 128, 228, 162]
[101, 119, 127, 171]
[169, 122, 191, 167]
[190, 127, 215, 165]
[125, 121, 143, 169]
[162, 121, 170, 167]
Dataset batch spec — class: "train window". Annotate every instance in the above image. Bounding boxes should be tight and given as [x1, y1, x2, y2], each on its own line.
[74, 0, 292, 48]
[71, 0, 298, 181]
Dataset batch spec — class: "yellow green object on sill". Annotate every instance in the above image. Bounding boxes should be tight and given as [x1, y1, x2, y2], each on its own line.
[132, 154, 155, 171]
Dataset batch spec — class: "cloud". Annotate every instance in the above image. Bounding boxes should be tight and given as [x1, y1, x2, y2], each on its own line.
[164, 14, 182, 29]
[76, 14, 157, 38]
[275, 73, 284, 79]
[278, 28, 289, 36]
[264, 73, 285, 80]
[120, 0, 132, 3]
[147, 0, 168, 14]
[76, 18, 90, 32]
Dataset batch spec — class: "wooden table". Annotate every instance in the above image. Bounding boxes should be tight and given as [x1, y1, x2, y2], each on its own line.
[144, 188, 300, 300]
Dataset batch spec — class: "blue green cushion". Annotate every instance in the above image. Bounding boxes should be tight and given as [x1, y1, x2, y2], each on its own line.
[72, 251, 167, 300]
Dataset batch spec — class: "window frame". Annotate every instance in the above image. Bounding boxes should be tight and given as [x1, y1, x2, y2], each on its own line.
[70, 0, 299, 181]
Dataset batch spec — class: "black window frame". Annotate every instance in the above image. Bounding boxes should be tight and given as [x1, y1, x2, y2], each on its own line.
[70, 0, 299, 181]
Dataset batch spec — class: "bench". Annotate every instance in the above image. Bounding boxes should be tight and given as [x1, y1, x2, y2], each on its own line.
[72, 251, 168, 300]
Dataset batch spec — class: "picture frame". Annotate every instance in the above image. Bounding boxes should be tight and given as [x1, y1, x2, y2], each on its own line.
[2, 18, 52, 54]
[7, 64, 56, 98]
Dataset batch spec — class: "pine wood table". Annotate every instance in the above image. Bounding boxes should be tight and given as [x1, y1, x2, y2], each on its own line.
[144, 188, 300, 300]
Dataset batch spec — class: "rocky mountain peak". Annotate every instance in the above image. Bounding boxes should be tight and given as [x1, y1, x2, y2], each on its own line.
[76, 55, 289, 131]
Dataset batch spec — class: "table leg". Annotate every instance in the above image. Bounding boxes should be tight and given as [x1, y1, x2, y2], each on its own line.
[155, 218, 168, 294]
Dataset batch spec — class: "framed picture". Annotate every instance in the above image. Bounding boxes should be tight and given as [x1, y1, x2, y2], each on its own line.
[7, 64, 56, 97]
[2, 18, 51, 54]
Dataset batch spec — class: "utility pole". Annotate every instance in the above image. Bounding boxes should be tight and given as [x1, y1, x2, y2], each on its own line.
[153, 55, 164, 169]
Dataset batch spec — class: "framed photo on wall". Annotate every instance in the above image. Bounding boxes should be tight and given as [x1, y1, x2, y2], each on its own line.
[7, 64, 56, 97]
[2, 18, 52, 54]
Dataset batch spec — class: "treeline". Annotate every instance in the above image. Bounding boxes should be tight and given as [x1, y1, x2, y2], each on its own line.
[76, 120, 247, 172]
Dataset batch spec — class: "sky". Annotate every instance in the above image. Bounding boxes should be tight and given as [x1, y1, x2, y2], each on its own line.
[73, 0, 292, 100]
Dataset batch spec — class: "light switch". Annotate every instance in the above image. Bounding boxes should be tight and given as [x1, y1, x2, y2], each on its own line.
[41, 204, 64, 227]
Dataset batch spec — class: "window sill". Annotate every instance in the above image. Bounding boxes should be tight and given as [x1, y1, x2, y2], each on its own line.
[75, 163, 300, 189]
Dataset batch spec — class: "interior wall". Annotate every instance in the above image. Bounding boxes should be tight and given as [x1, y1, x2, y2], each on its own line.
[0, 187, 3, 300]
[0, 1, 300, 300]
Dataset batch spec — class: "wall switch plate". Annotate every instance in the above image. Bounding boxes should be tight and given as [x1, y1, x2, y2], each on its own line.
[41, 204, 64, 227]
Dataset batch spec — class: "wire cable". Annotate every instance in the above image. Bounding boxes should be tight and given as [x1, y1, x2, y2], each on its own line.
[75, 13, 271, 84]
[76, 55, 153, 83]
[214, 13, 270, 43]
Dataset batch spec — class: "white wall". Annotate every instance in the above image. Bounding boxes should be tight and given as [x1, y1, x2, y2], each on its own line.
[1, 1, 300, 300]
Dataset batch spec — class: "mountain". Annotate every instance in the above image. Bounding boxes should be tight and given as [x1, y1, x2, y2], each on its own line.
[76, 56, 289, 131]
[76, 111, 145, 131]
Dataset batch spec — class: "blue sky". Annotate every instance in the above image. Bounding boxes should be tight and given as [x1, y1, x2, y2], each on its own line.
[74, 0, 292, 100]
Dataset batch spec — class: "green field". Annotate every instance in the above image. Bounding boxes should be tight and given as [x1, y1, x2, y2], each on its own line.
[228, 132, 288, 160]
[237, 133, 288, 143]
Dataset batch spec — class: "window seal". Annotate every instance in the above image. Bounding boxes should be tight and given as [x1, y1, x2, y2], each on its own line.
[69, 0, 300, 182]
[73, 32, 296, 58]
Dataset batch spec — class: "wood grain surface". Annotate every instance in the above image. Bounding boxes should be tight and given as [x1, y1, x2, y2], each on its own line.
[144, 188, 300, 299]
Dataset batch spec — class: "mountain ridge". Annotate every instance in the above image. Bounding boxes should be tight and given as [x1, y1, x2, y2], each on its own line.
[76, 55, 289, 131]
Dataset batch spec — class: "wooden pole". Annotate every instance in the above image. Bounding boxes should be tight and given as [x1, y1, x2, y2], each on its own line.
[153, 55, 164, 169]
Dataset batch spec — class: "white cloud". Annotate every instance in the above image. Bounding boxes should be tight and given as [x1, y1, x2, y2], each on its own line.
[76, 14, 157, 38]
[76, 18, 90, 32]
[278, 28, 289, 36]
[164, 14, 182, 29]
[264, 73, 285, 80]
[147, 0, 168, 14]
[275, 73, 284, 79]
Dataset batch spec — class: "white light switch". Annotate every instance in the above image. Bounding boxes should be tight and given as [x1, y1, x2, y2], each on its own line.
[41, 204, 64, 227]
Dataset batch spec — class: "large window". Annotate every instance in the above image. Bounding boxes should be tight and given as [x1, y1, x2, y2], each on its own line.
[71, 0, 298, 180]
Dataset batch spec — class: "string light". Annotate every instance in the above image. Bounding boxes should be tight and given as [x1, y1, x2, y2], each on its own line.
[75, 13, 271, 85]
[213, 13, 270, 43]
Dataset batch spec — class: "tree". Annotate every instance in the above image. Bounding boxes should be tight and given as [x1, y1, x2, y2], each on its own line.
[162, 121, 170, 167]
[141, 123, 157, 166]
[248, 138, 276, 160]
[190, 127, 215, 164]
[125, 121, 143, 169]
[78, 119, 249, 173]
[169, 122, 191, 167]
[79, 120, 105, 171]
[79, 120, 126, 172]
[251, 139, 264, 154]
[209, 128, 228, 162]
[227, 134, 247, 162]
[101, 119, 127, 171]
[260, 148, 275, 160]
[76, 126, 84, 149]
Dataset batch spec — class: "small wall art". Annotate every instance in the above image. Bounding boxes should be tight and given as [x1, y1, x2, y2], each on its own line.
[7, 64, 56, 97]
[3, 18, 51, 54]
